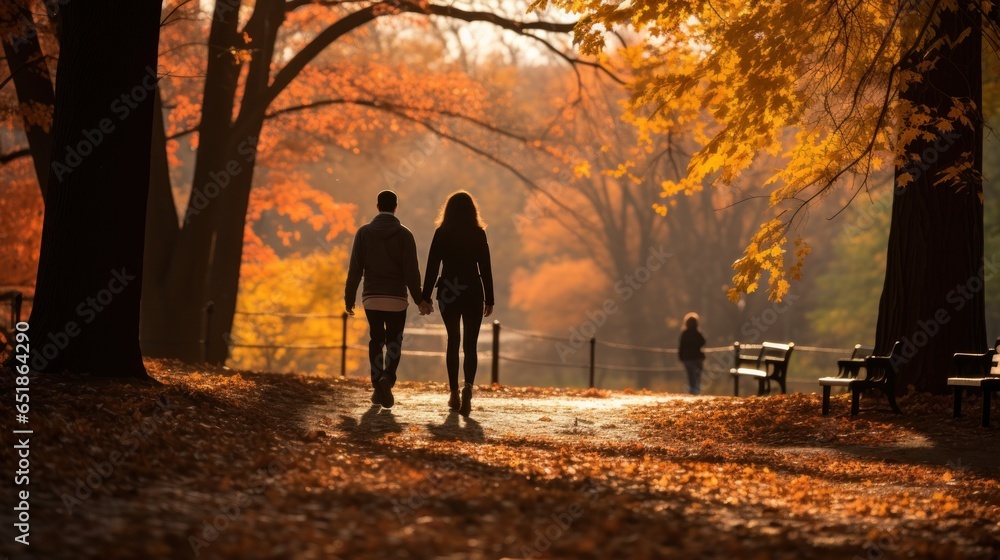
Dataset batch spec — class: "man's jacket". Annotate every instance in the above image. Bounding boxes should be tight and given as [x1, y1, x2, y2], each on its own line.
[345, 213, 423, 307]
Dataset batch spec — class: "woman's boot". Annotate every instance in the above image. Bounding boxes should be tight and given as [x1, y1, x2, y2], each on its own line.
[460, 383, 473, 416]
[448, 388, 460, 411]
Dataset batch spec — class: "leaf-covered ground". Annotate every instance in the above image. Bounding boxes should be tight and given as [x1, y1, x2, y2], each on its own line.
[1, 360, 999, 559]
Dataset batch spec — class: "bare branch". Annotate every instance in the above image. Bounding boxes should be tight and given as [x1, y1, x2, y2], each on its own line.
[0, 148, 31, 164]
[265, 1, 586, 112]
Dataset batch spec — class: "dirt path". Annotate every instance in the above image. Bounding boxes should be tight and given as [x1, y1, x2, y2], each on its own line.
[310, 382, 1000, 471]
[299, 380, 1000, 559]
[6, 365, 999, 560]
[310, 381, 690, 443]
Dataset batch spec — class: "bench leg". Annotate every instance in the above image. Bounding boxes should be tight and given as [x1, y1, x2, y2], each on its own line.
[778, 377, 787, 394]
[953, 386, 962, 418]
[757, 378, 766, 396]
[885, 388, 902, 415]
[733, 376, 739, 397]
[850, 387, 860, 417]
[822, 386, 831, 416]
[983, 390, 992, 428]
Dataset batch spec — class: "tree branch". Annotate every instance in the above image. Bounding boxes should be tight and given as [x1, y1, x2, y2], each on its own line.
[372, 102, 603, 237]
[266, 97, 536, 143]
[265, 1, 584, 112]
[0, 148, 31, 164]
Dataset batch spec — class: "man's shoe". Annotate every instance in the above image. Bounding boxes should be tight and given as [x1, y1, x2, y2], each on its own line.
[370, 389, 381, 406]
[459, 383, 472, 417]
[448, 389, 460, 411]
[378, 376, 394, 408]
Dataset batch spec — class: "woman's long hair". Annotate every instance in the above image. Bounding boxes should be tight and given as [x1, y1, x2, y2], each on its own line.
[436, 190, 486, 230]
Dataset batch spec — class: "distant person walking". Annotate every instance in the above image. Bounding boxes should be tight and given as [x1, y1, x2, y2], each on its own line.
[422, 191, 494, 416]
[678, 312, 706, 395]
[345, 190, 432, 409]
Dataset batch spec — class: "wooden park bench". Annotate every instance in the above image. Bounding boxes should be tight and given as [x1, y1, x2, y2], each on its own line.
[731, 341, 794, 396]
[818, 341, 902, 416]
[817, 344, 874, 415]
[948, 337, 1000, 427]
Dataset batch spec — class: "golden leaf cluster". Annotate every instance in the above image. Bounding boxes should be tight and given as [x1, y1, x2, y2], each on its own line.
[534, 0, 990, 300]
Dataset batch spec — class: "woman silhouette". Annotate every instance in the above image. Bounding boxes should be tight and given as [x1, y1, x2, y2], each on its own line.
[422, 191, 494, 416]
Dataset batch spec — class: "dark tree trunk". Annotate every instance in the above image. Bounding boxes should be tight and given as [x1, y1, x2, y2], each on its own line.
[141, 0, 282, 365]
[140, 0, 245, 363]
[27, 0, 161, 377]
[200, 0, 283, 364]
[875, 4, 985, 394]
[1, 0, 55, 196]
[202, 159, 258, 364]
[139, 89, 179, 347]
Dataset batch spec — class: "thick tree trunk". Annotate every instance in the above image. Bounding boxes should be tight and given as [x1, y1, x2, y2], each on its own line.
[27, 0, 161, 377]
[141, 0, 282, 365]
[203, 162, 258, 364]
[140, 0, 244, 363]
[200, 1, 283, 364]
[141, 158, 258, 364]
[875, 4, 985, 394]
[1, 0, 55, 196]
[139, 89, 181, 352]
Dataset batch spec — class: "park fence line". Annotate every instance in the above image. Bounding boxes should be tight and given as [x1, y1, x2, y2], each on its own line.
[227, 310, 857, 390]
[0, 295, 851, 392]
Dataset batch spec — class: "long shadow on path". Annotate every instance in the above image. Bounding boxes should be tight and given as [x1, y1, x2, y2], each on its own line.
[426, 412, 485, 443]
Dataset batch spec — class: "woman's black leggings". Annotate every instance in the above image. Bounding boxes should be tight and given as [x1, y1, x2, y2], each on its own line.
[439, 298, 484, 390]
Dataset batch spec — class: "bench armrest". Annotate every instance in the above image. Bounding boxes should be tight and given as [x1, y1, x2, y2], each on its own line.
[866, 356, 895, 368]
[953, 351, 993, 361]
[837, 359, 866, 368]
[952, 349, 996, 376]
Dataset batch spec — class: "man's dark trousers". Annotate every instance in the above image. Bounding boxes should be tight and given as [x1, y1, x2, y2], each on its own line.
[366, 309, 406, 388]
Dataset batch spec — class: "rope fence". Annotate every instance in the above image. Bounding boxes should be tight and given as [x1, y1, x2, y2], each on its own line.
[0, 293, 876, 394]
[225, 308, 860, 391]
[233, 311, 346, 319]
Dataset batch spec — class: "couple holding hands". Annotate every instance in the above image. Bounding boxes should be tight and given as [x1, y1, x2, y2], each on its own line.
[344, 190, 494, 417]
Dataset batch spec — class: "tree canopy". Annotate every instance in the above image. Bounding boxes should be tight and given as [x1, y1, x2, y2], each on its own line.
[534, 0, 998, 301]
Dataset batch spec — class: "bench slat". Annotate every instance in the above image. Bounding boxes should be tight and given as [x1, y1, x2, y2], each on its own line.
[818, 377, 854, 387]
[948, 377, 989, 387]
[731, 368, 767, 378]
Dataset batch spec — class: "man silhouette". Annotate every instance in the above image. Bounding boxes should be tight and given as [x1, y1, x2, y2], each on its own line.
[345, 190, 432, 408]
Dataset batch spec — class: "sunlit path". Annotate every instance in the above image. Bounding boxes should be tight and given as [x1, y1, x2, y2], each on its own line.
[312, 381, 693, 444]
[4, 363, 1000, 559]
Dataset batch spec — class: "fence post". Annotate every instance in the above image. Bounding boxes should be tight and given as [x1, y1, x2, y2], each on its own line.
[201, 301, 214, 363]
[340, 311, 349, 378]
[589, 337, 596, 389]
[491, 320, 500, 385]
[733, 341, 740, 397]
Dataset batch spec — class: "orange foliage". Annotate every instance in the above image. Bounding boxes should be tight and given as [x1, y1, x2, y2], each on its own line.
[0, 159, 43, 288]
[7, 363, 1000, 558]
[243, 170, 357, 272]
[510, 260, 610, 332]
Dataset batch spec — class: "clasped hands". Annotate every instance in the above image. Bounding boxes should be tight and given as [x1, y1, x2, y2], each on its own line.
[348, 301, 487, 317]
